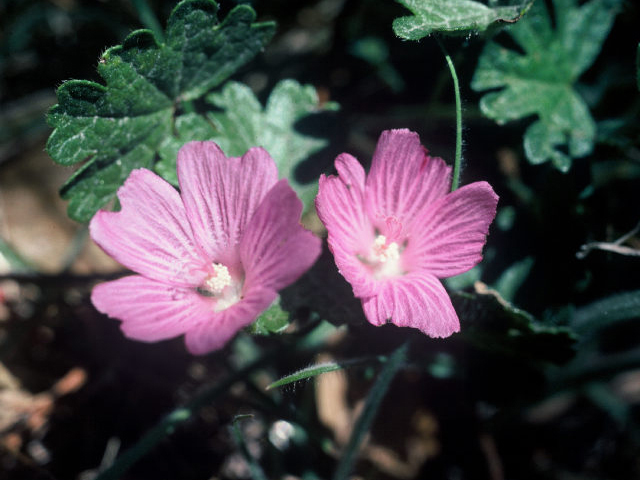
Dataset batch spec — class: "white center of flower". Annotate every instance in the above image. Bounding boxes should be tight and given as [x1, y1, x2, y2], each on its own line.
[359, 234, 404, 279]
[371, 235, 400, 263]
[204, 263, 233, 294]
[200, 263, 241, 312]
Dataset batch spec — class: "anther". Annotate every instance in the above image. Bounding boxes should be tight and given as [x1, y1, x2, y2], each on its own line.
[204, 263, 232, 294]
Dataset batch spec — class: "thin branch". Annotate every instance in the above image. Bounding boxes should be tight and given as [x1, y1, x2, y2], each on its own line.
[577, 221, 640, 259]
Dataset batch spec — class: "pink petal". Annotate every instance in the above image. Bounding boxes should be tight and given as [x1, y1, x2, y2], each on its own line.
[91, 275, 213, 342]
[365, 129, 452, 231]
[90, 169, 205, 287]
[240, 180, 321, 292]
[177, 142, 278, 265]
[315, 154, 379, 297]
[403, 181, 499, 278]
[361, 272, 460, 338]
[184, 287, 277, 355]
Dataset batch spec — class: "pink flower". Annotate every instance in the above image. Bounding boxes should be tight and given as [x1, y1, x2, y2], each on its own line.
[315, 129, 498, 337]
[90, 142, 321, 354]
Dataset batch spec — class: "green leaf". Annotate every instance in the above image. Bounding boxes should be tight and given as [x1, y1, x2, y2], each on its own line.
[267, 362, 344, 390]
[571, 289, 640, 335]
[453, 284, 576, 364]
[46, 0, 275, 221]
[0, 237, 34, 274]
[267, 354, 384, 390]
[443, 264, 482, 290]
[428, 352, 456, 379]
[472, 0, 621, 171]
[206, 80, 339, 209]
[155, 112, 218, 185]
[585, 382, 630, 426]
[392, 0, 534, 39]
[248, 296, 290, 336]
[493, 256, 534, 303]
[590, 159, 640, 190]
[154, 80, 339, 209]
[350, 36, 405, 92]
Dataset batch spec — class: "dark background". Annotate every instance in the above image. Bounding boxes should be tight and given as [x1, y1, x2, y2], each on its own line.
[1, 0, 639, 479]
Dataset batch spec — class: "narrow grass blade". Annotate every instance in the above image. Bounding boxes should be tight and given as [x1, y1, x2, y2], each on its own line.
[267, 355, 385, 390]
[232, 415, 268, 480]
[332, 343, 407, 480]
[268, 363, 343, 390]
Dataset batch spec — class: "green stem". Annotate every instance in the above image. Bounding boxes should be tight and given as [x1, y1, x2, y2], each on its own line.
[435, 37, 462, 192]
[332, 343, 408, 480]
[232, 415, 269, 480]
[131, 0, 165, 43]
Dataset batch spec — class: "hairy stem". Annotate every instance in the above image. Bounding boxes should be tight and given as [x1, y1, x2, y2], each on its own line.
[436, 37, 462, 192]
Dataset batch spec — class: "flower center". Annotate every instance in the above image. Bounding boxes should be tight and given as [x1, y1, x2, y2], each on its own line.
[204, 263, 233, 294]
[359, 234, 404, 278]
[371, 235, 400, 264]
[200, 263, 241, 312]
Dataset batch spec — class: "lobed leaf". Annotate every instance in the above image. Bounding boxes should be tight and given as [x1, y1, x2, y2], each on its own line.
[208, 80, 339, 209]
[46, 0, 275, 221]
[472, 0, 622, 171]
[392, 0, 534, 39]
[155, 112, 218, 184]
[153, 80, 339, 210]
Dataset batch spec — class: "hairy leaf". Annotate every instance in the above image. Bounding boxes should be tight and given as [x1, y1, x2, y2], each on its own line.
[249, 296, 290, 336]
[155, 112, 218, 184]
[46, 0, 275, 221]
[453, 284, 576, 364]
[393, 0, 533, 39]
[153, 80, 339, 209]
[208, 80, 339, 209]
[267, 354, 384, 390]
[472, 0, 621, 171]
[267, 362, 344, 390]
